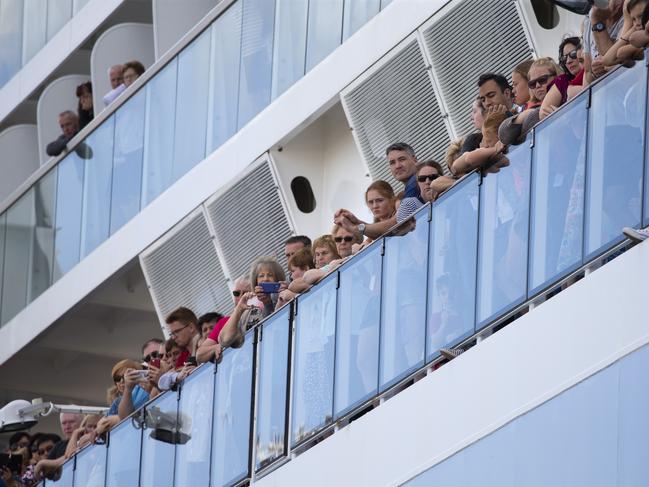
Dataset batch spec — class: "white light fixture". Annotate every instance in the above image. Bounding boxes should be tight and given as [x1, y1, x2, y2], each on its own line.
[0, 398, 108, 433]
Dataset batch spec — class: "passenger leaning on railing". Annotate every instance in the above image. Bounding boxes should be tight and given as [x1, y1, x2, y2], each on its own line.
[274, 248, 316, 310]
[351, 180, 398, 254]
[540, 37, 585, 120]
[396, 161, 445, 223]
[334, 142, 422, 240]
[602, 0, 649, 66]
[217, 258, 287, 349]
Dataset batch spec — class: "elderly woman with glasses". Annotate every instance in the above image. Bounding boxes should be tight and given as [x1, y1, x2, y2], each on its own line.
[331, 224, 363, 258]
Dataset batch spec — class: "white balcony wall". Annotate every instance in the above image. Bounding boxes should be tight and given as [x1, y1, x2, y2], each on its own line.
[152, 0, 220, 60]
[36, 74, 90, 165]
[0, 125, 39, 204]
[90, 23, 155, 114]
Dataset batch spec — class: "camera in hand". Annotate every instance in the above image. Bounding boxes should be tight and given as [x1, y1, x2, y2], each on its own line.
[259, 282, 281, 293]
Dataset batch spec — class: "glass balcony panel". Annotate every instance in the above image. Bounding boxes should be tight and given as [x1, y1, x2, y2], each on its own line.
[237, 0, 275, 128]
[53, 154, 84, 282]
[255, 307, 290, 471]
[585, 64, 646, 257]
[142, 59, 178, 206]
[379, 208, 429, 390]
[427, 173, 479, 359]
[173, 29, 211, 179]
[28, 169, 57, 302]
[139, 391, 178, 486]
[80, 116, 115, 258]
[271, 0, 308, 99]
[1, 190, 35, 325]
[381, 0, 393, 7]
[174, 364, 215, 486]
[46, 0, 72, 41]
[105, 416, 142, 487]
[305, 0, 344, 71]
[334, 244, 381, 417]
[529, 96, 587, 293]
[291, 274, 337, 446]
[110, 90, 145, 235]
[49, 459, 74, 486]
[207, 1, 242, 152]
[477, 143, 531, 325]
[211, 334, 254, 487]
[645, 140, 649, 227]
[22, 0, 47, 64]
[0, 0, 23, 86]
[73, 443, 107, 487]
[342, 0, 380, 40]
[0, 213, 5, 315]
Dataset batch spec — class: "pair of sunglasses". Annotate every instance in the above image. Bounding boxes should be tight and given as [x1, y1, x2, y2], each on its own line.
[143, 351, 160, 362]
[528, 74, 553, 89]
[559, 49, 579, 64]
[417, 174, 439, 182]
[334, 236, 354, 243]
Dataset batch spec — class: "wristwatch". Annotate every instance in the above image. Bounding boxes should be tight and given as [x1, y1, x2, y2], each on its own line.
[592, 21, 606, 32]
[357, 223, 366, 236]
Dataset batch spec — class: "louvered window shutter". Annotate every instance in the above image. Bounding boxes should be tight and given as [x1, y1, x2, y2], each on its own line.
[140, 208, 233, 323]
[341, 35, 451, 183]
[204, 159, 294, 281]
[421, 0, 534, 137]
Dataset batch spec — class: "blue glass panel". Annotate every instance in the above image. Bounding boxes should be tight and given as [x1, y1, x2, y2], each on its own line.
[0, 0, 23, 86]
[207, 2, 242, 152]
[110, 90, 145, 234]
[342, 0, 380, 40]
[23, 0, 47, 64]
[46, 0, 72, 40]
[255, 308, 290, 471]
[334, 244, 381, 417]
[585, 64, 646, 256]
[142, 59, 177, 205]
[271, 0, 308, 99]
[140, 391, 178, 486]
[306, 0, 344, 71]
[291, 274, 337, 445]
[427, 173, 479, 359]
[237, 0, 275, 128]
[211, 334, 254, 487]
[174, 364, 215, 486]
[105, 417, 142, 487]
[73, 0, 91, 13]
[380, 0, 393, 7]
[49, 459, 74, 487]
[1, 191, 33, 325]
[53, 154, 84, 281]
[173, 29, 211, 179]
[529, 96, 587, 293]
[28, 169, 56, 302]
[80, 116, 115, 257]
[477, 143, 531, 325]
[73, 443, 107, 487]
[618, 345, 649, 485]
[379, 208, 429, 389]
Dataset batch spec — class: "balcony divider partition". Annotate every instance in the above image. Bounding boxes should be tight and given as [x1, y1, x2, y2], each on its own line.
[36, 38, 649, 487]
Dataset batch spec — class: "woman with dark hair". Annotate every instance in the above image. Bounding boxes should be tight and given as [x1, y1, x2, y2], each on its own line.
[540, 37, 585, 119]
[75, 81, 94, 129]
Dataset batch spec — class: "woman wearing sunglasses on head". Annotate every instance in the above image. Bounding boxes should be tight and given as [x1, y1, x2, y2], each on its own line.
[540, 37, 586, 119]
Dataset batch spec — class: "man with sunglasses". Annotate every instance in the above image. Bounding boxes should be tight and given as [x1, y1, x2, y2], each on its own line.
[334, 142, 422, 239]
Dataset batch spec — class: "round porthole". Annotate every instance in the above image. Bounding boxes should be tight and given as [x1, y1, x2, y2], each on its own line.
[291, 176, 316, 213]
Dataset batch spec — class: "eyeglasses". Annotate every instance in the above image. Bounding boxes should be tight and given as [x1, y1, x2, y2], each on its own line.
[168, 324, 187, 337]
[143, 351, 160, 363]
[334, 236, 354, 243]
[527, 74, 553, 89]
[113, 374, 124, 384]
[417, 174, 439, 182]
[232, 290, 242, 297]
[37, 444, 54, 456]
[559, 49, 579, 64]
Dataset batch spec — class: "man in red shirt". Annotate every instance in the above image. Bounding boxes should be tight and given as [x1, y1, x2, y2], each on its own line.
[165, 307, 201, 368]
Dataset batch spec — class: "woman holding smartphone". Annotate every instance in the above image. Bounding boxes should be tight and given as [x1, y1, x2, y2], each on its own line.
[251, 257, 287, 317]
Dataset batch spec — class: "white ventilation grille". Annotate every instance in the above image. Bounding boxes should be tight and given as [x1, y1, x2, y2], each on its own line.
[341, 36, 451, 184]
[140, 208, 233, 321]
[205, 160, 293, 281]
[421, 0, 533, 137]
